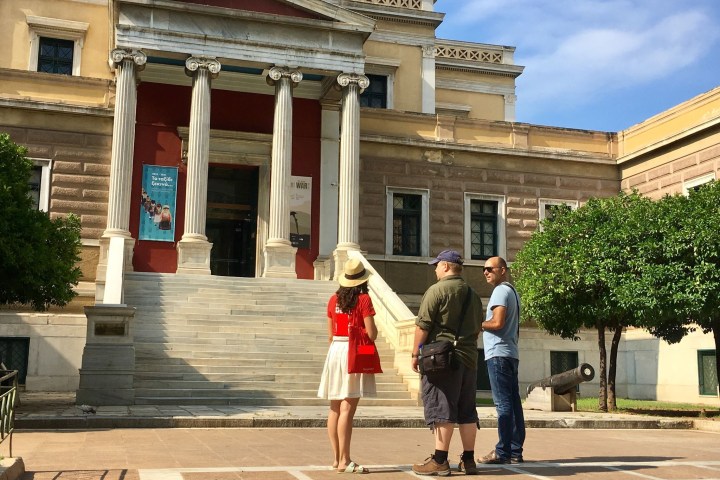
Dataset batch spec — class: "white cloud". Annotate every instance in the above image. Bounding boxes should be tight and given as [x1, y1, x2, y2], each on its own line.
[436, 0, 720, 125]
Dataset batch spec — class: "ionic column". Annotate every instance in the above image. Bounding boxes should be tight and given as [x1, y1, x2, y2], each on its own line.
[95, 49, 146, 302]
[176, 56, 220, 275]
[333, 73, 369, 279]
[263, 66, 302, 278]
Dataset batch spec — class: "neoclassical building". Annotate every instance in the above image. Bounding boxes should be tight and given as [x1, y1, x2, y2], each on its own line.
[0, 0, 717, 404]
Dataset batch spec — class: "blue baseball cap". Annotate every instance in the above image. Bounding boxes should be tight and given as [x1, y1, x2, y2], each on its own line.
[428, 249, 464, 265]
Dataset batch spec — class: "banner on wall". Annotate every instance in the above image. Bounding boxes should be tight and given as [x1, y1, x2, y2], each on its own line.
[289, 176, 311, 249]
[139, 165, 178, 242]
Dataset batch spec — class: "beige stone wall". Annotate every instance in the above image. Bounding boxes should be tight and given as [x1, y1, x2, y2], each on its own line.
[0, 108, 113, 243]
[0, 0, 111, 79]
[620, 131, 720, 199]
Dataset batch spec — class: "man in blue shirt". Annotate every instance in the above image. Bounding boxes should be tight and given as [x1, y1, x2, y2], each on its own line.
[480, 256, 525, 465]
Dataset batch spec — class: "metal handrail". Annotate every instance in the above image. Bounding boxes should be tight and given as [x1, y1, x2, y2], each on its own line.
[0, 370, 18, 458]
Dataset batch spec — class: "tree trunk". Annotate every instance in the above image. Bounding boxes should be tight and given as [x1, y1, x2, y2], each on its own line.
[597, 324, 608, 412]
[713, 319, 720, 398]
[608, 325, 623, 411]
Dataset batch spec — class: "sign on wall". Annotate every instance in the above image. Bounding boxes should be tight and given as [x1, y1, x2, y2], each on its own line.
[139, 165, 178, 242]
[290, 176, 311, 249]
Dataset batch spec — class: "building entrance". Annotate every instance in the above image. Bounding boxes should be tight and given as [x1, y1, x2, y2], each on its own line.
[206, 165, 258, 277]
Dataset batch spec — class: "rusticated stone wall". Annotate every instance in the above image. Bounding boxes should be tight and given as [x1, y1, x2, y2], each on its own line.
[358, 141, 620, 295]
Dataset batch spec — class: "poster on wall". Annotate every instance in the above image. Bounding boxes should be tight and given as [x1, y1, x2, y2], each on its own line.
[289, 176, 311, 249]
[139, 165, 178, 242]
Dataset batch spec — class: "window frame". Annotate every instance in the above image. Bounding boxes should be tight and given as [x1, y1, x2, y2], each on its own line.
[683, 173, 716, 196]
[26, 15, 89, 76]
[385, 187, 429, 258]
[538, 198, 579, 229]
[463, 192, 506, 262]
[697, 349, 718, 397]
[29, 158, 52, 212]
[360, 73, 389, 109]
[363, 58, 399, 110]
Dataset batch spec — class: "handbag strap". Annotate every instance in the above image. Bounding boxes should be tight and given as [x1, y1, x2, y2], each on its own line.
[501, 281, 521, 338]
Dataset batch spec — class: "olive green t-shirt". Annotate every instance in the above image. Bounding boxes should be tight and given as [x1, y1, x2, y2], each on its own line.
[415, 275, 484, 369]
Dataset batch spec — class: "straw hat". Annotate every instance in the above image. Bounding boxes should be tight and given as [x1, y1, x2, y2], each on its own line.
[339, 258, 370, 287]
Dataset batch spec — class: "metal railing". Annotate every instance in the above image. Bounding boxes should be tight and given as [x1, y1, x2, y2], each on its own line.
[0, 370, 18, 458]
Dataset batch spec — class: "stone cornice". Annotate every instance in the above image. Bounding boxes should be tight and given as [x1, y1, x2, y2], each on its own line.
[360, 133, 617, 165]
[435, 59, 524, 78]
[0, 67, 113, 87]
[436, 78, 516, 96]
[0, 97, 113, 117]
[339, 0, 444, 27]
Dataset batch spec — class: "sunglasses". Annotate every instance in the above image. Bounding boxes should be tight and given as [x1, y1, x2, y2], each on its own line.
[483, 266, 502, 272]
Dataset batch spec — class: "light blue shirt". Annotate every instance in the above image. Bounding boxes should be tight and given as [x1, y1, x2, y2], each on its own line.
[483, 283, 520, 360]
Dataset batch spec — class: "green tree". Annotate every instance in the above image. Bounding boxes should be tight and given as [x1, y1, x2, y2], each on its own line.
[514, 192, 660, 411]
[0, 133, 82, 310]
[649, 182, 720, 389]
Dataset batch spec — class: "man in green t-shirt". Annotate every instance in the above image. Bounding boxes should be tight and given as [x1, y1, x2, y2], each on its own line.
[411, 250, 484, 476]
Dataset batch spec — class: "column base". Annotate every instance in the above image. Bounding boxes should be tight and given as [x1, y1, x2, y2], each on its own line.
[176, 239, 213, 275]
[95, 235, 135, 302]
[332, 246, 360, 281]
[263, 243, 297, 278]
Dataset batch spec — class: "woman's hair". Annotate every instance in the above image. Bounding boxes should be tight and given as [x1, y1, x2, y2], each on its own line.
[336, 282, 369, 313]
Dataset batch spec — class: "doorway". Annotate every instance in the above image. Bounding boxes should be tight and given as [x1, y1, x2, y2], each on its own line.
[206, 165, 258, 277]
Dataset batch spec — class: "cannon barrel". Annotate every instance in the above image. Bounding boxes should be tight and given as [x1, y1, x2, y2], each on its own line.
[526, 363, 595, 396]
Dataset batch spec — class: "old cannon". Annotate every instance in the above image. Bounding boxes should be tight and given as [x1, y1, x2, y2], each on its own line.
[524, 363, 595, 412]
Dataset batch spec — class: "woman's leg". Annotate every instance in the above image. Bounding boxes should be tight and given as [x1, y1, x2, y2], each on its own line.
[337, 397, 360, 470]
[328, 400, 341, 468]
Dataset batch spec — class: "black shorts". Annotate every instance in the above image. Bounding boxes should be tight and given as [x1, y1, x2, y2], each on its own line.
[421, 362, 479, 427]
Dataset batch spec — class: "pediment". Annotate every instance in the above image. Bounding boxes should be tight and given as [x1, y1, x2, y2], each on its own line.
[171, 0, 375, 28]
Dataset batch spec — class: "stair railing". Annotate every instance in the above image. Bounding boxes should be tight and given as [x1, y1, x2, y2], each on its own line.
[347, 251, 421, 399]
[0, 369, 18, 458]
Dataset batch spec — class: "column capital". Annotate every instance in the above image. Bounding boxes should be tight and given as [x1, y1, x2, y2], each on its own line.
[266, 67, 303, 87]
[422, 45, 437, 58]
[336, 73, 370, 94]
[185, 56, 221, 78]
[109, 49, 147, 71]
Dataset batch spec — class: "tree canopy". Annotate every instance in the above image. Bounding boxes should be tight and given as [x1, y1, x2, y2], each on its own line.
[0, 133, 82, 310]
[514, 187, 720, 411]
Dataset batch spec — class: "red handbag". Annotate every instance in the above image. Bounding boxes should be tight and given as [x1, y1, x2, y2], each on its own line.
[347, 311, 382, 374]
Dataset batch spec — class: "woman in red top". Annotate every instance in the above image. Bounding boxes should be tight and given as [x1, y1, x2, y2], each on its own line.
[318, 258, 378, 474]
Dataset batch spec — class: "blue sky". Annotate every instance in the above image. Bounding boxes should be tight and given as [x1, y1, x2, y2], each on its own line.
[434, 0, 720, 132]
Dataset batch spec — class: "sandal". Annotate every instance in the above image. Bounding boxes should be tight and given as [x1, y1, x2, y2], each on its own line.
[338, 461, 369, 474]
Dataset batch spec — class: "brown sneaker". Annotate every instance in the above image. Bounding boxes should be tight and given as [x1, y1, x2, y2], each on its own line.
[412, 455, 451, 476]
[479, 449, 510, 465]
[457, 455, 478, 475]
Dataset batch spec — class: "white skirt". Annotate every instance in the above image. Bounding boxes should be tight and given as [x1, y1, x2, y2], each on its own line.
[317, 336, 377, 400]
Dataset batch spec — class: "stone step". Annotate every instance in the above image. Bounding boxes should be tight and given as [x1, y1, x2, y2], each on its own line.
[132, 371, 405, 383]
[133, 379, 410, 391]
[133, 387, 412, 399]
[133, 396, 419, 407]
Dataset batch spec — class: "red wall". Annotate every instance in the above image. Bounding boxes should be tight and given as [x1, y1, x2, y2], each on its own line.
[131, 82, 321, 279]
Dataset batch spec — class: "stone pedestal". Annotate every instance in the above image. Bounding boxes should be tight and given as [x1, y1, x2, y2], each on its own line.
[176, 239, 213, 275]
[263, 243, 297, 278]
[332, 247, 356, 282]
[76, 305, 136, 406]
[524, 387, 577, 412]
[313, 255, 334, 280]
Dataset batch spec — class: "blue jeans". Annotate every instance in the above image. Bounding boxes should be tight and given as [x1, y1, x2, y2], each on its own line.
[486, 356, 525, 460]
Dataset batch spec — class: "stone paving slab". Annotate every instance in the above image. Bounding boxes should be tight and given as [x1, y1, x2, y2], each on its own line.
[7, 427, 720, 480]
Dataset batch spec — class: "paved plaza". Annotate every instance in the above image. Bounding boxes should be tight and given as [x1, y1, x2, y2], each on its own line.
[5, 425, 720, 479]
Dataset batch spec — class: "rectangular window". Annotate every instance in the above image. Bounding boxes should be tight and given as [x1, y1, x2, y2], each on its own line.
[476, 349, 490, 391]
[360, 74, 387, 109]
[0, 338, 30, 385]
[683, 173, 716, 196]
[28, 166, 42, 210]
[470, 199, 498, 260]
[37, 37, 74, 75]
[393, 193, 421, 256]
[551, 351, 579, 392]
[698, 350, 718, 396]
[28, 159, 51, 211]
